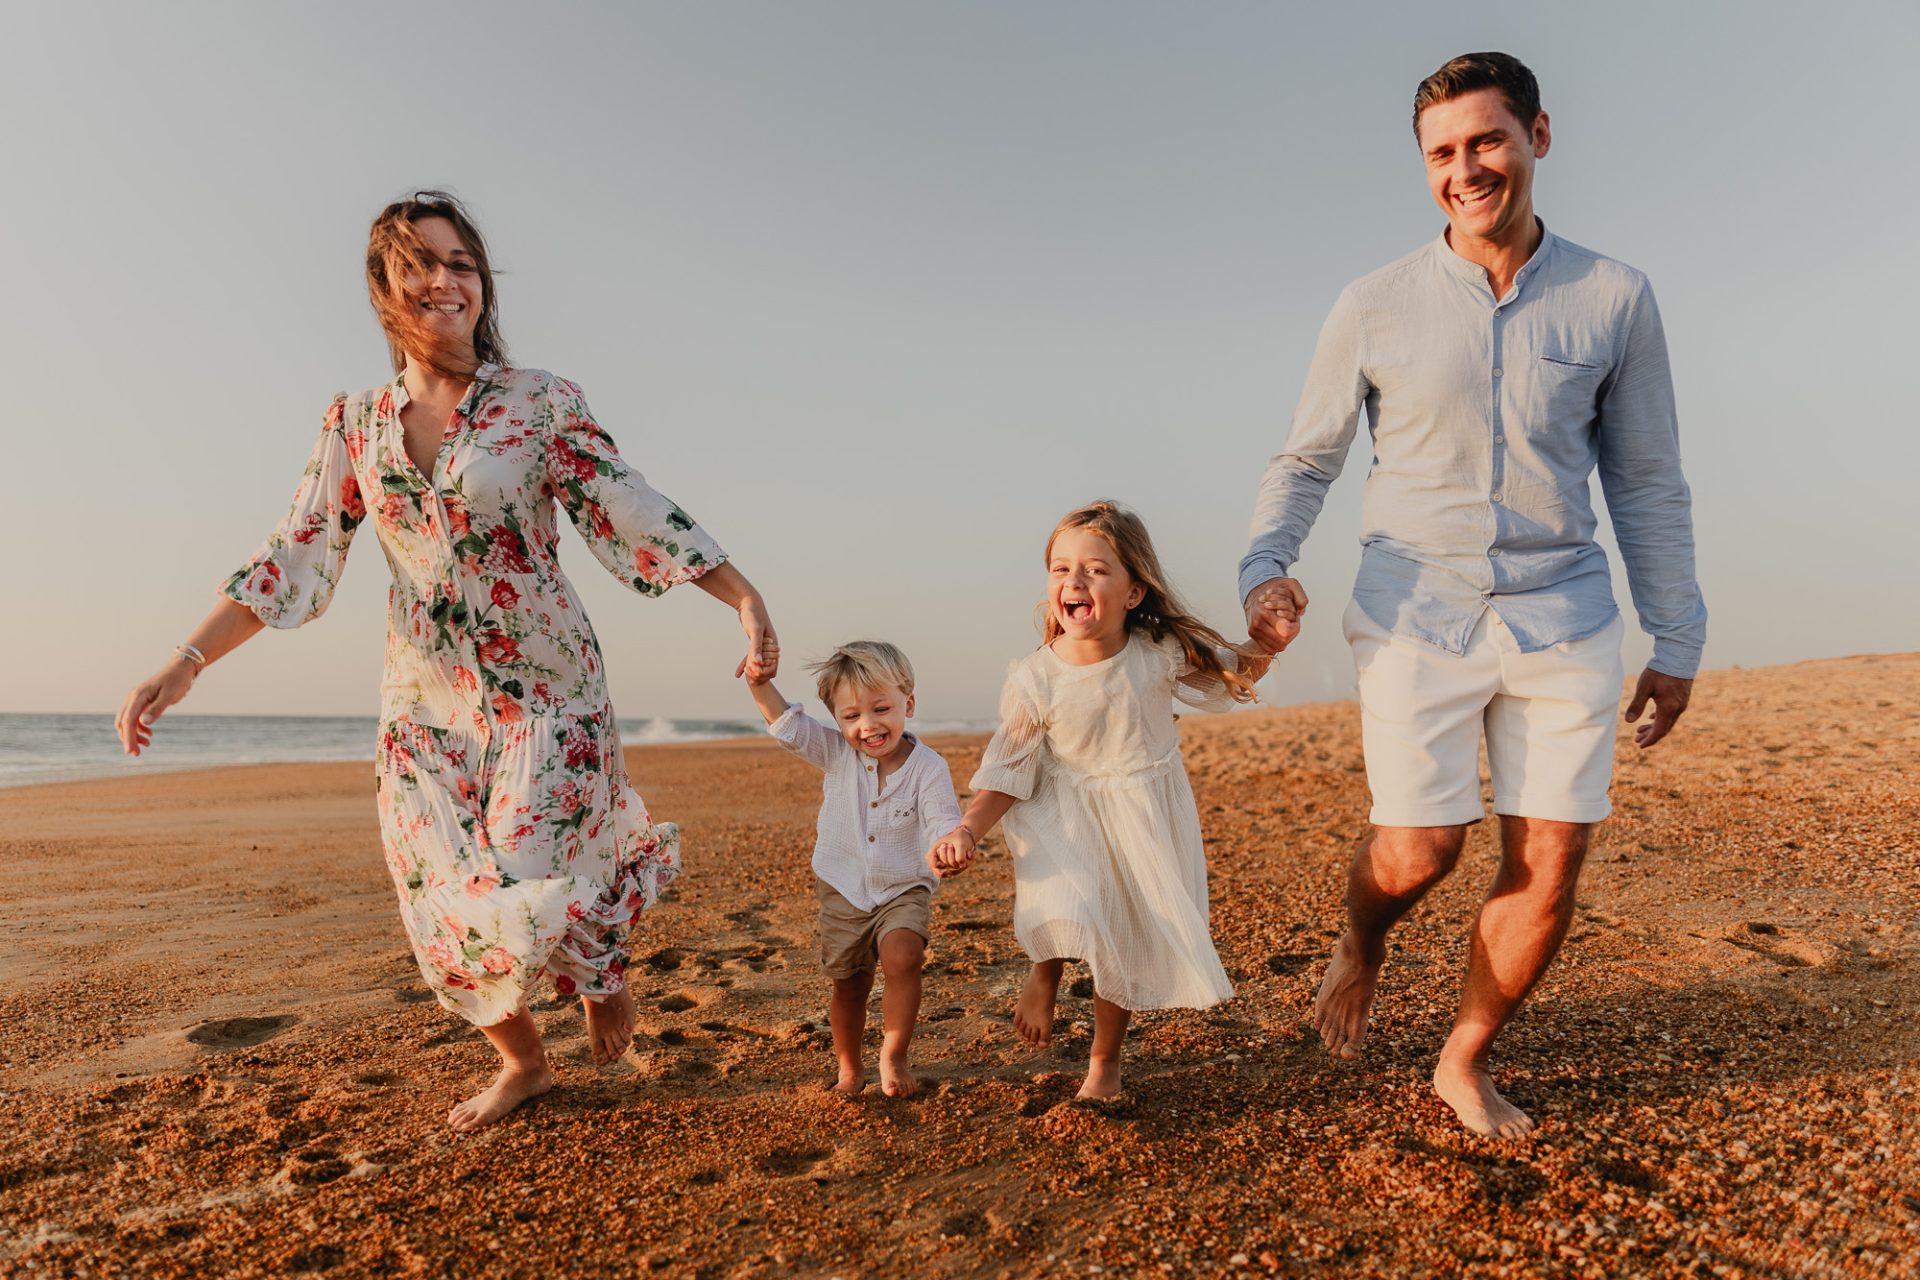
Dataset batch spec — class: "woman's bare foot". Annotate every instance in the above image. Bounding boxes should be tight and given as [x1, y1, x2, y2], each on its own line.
[1075, 1056, 1121, 1100]
[1014, 965, 1062, 1048]
[447, 1061, 554, 1132]
[1433, 1055, 1536, 1139]
[1313, 931, 1384, 1059]
[582, 988, 635, 1066]
[829, 1058, 868, 1095]
[879, 1049, 918, 1098]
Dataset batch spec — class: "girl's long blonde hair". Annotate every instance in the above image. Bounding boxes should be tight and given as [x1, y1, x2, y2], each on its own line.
[366, 190, 509, 380]
[1042, 500, 1261, 704]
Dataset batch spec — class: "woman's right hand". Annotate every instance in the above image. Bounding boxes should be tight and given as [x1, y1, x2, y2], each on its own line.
[116, 659, 196, 756]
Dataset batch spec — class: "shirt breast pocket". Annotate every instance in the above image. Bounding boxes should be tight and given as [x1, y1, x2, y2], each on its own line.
[1529, 351, 1609, 433]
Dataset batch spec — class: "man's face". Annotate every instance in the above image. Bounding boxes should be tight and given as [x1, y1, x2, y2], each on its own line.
[1418, 87, 1550, 246]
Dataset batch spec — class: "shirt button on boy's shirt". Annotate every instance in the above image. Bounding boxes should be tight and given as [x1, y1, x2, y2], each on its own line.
[868, 835, 876, 843]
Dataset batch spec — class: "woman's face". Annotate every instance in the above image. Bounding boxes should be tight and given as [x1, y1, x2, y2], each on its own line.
[397, 215, 483, 355]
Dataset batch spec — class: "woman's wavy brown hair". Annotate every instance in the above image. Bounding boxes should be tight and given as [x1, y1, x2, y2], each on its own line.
[1041, 499, 1261, 704]
[366, 190, 508, 379]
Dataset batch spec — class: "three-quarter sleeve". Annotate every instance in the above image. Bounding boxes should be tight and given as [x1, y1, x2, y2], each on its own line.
[1169, 639, 1242, 715]
[969, 661, 1048, 800]
[543, 377, 726, 597]
[768, 702, 845, 772]
[222, 393, 362, 628]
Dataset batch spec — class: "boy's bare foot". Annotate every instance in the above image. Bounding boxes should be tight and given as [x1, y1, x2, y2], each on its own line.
[583, 988, 635, 1066]
[1014, 967, 1060, 1048]
[829, 1060, 868, 1094]
[1313, 931, 1383, 1059]
[1075, 1056, 1121, 1100]
[447, 1061, 554, 1132]
[1433, 1055, 1536, 1139]
[879, 1050, 918, 1098]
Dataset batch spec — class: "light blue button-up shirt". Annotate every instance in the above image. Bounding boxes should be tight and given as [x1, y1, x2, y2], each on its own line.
[1240, 226, 1707, 679]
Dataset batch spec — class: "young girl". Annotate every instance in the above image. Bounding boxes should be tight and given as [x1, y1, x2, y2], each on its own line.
[928, 500, 1285, 1099]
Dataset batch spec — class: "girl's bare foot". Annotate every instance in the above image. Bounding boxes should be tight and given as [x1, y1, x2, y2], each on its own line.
[582, 988, 635, 1066]
[1313, 931, 1384, 1059]
[879, 1050, 918, 1098]
[1076, 1056, 1121, 1100]
[447, 1061, 554, 1132]
[1014, 965, 1062, 1048]
[1433, 1054, 1535, 1139]
[829, 1059, 868, 1094]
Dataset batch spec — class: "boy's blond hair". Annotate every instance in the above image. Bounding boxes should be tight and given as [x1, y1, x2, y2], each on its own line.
[808, 640, 916, 707]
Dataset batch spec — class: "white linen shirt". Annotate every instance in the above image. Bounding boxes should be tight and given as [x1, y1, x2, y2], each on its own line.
[769, 704, 963, 912]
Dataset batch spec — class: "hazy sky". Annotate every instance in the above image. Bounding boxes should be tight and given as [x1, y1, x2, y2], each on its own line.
[6, 1, 1916, 724]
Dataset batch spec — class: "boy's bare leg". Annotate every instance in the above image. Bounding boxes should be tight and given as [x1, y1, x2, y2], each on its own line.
[1015, 958, 1067, 1048]
[1315, 824, 1468, 1058]
[827, 971, 875, 1093]
[448, 1008, 555, 1132]
[1078, 993, 1131, 1100]
[1433, 816, 1589, 1138]
[877, 928, 925, 1097]
[582, 987, 635, 1066]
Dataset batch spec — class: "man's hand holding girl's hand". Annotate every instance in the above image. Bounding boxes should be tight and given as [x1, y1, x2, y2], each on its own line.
[1245, 577, 1307, 654]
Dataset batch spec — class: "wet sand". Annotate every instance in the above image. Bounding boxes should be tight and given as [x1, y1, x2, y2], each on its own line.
[1, 653, 1915, 1278]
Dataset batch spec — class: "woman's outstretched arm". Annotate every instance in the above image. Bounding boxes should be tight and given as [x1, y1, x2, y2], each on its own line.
[115, 597, 265, 755]
[692, 561, 779, 683]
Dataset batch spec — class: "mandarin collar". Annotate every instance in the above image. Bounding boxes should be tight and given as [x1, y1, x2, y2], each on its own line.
[391, 361, 503, 412]
[1431, 218, 1555, 288]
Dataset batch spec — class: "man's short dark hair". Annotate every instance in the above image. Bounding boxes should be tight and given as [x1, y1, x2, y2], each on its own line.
[1412, 52, 1541, 140]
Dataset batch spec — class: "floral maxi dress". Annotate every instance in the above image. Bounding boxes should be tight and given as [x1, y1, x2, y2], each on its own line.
[225, 364, 723, 1025]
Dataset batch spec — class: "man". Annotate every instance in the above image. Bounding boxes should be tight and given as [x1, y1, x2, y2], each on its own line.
[1240, 52, 1706, 1138]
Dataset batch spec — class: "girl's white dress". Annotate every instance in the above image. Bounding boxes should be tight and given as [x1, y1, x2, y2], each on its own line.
[971, 631, 1236, 1010]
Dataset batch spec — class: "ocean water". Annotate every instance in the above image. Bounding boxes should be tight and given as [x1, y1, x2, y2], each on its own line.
[0, 712, 756, 788]
[0, 712, 992, 788]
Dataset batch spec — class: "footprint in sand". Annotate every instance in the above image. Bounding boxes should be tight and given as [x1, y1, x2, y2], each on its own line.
[1265, 953, 1313, 976]
[755, 1147, 829, 1176]
[185, 1015, 296, 1050]
[658, 993, 698, 1013]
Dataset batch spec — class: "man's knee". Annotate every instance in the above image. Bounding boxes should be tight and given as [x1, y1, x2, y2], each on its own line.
[1364, 824, 1468, 898]
[1498, 817, 1591, 900]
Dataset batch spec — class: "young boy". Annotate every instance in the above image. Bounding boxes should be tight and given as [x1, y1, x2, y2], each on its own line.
[748, 640, 963, 1097]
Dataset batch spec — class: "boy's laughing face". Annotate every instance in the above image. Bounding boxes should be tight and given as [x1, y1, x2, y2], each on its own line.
[830, 680, 914, 763]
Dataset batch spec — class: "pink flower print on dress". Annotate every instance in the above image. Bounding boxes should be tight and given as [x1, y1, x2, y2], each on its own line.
[452, 666, 478, 693]
[490, 692, 524, 723]
[491, 580, 520, 610]
[633, 545, 667, 584]
[481, 947, 514, 976]
[465, 873, 500, 898]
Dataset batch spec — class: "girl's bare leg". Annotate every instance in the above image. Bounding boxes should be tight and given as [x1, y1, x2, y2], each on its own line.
[877, 928, 925, 1097]
[828, 972, 875, 1092]
[1078, 993, 1130, 1100]
[448, 1008, 555, 1132]
[1015, 958, 1067, 1047]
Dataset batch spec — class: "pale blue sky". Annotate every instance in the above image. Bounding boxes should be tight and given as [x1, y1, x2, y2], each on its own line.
[5, 1, 1916, 723]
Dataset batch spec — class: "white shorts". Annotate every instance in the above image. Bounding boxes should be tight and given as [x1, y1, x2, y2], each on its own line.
[1344, 601, 1625, 827]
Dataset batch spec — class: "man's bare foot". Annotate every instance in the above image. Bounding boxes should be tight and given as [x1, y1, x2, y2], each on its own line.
[582, 988, 635, 1066]
[829, 1058, 868, 1094]
[447, 1061, 554, 1132]
[1313, 931, 1383, 1060]
[1014, 967, 1060, 1048]
[879, 1050, 918, 1098]
[1433, 1056, 1536, 1139]
[1075, 1056, 1121, 1100]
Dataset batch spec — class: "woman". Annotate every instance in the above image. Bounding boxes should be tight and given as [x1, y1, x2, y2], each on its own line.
[116, 191, 780, 1131]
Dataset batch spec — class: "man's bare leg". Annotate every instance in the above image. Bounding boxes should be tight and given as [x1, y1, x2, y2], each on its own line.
[1315, 825, 1468, 1058]
[448, 1008, 555, 1132]
[1432, 815, 1590, 1138]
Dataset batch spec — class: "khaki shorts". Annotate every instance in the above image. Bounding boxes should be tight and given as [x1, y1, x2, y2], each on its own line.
[815, 877, 931, 979]
[1346, 601, 1625, 827]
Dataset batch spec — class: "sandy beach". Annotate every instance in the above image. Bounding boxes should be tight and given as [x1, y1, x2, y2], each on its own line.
[1, 652, 1914, 1278]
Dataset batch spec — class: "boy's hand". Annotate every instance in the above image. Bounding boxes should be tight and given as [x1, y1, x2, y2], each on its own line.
[927, 827, 977, 879]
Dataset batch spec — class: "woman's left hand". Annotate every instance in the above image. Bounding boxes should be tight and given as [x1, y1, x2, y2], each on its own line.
[735, 595, 779, 682]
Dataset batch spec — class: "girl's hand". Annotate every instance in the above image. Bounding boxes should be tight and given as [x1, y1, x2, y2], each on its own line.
[115, 658, 197, 756]
[734, 595, 779, 682]
[926, 827, 978, 879]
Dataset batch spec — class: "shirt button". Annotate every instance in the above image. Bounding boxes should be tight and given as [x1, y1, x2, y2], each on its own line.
[1494, 434, 1506, 444]
[1490, 491, 1502, 502]
[870, 801, 878, 808]
[1489, 547, 1503, 557]
[1492, 368, 1504, 377]
[868, 835, 876, 843]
